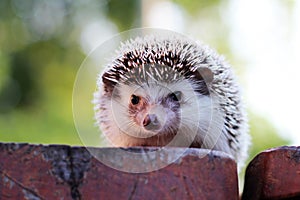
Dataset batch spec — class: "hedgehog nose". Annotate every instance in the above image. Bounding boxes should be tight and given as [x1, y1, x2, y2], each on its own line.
[143, 114, 160, 130]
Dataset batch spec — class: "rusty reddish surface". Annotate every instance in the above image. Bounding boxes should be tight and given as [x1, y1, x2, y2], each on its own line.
[0, 144, 72, 200]
[242, 146, 300, 200]
[0, 143, 239, 200]
[80, 150, 238, 200]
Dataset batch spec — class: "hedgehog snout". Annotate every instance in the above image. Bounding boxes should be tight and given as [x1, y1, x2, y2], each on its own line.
[141, 104, 168, 132]
[143, 114, 160, 131]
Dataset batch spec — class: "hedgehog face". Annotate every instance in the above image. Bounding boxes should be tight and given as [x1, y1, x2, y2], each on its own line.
[104, 73, 212, 147]
[114, 81, 183, 138]
[97, 61, 217, 147]
[128, 89, 182, 133]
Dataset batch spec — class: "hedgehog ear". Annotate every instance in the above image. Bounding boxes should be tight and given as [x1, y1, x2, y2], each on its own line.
[198, 67, 214, 83]
[102, 72, 117, 95]
[197, 67, 214, 83]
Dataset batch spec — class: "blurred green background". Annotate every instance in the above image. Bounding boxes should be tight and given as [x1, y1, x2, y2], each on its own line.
[0, 0, 290, 164]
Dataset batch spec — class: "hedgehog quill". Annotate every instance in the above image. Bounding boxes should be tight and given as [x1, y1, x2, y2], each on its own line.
[93, 34, 250, 167]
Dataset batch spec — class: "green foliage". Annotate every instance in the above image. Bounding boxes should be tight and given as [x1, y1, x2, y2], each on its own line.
[248, 112, 290, 160]
[0, 52, 9, 90]
[106, 0, 141, 31]
[0, 40, 84, 144]
[172, 0, 221, 15]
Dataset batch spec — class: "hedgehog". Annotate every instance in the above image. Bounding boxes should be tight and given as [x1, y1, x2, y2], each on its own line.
[93, 34, 250, 167]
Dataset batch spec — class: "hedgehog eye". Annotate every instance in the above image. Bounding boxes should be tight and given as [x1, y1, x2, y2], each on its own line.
[168, 91, 182, 102]
[131, 94, 140, 105]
